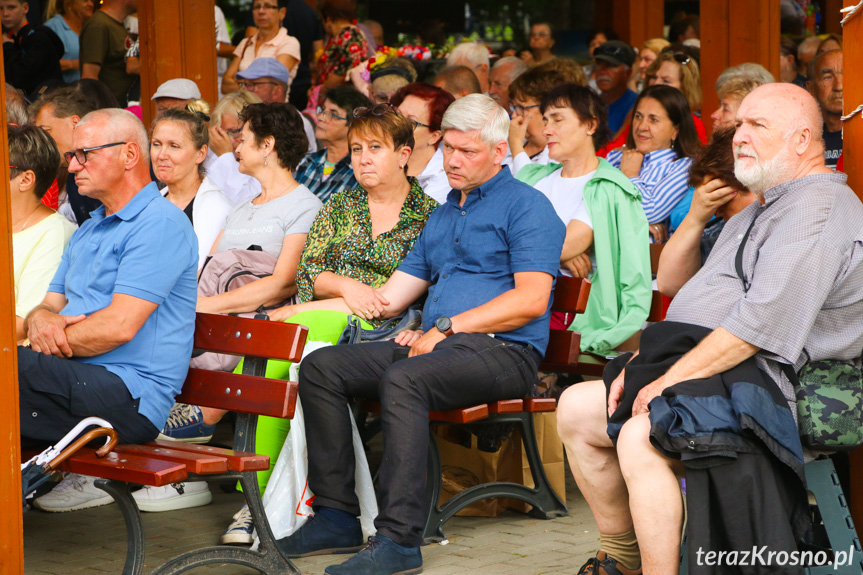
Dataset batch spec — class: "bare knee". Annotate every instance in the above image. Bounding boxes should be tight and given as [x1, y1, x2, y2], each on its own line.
[557, 380, 611, 448]
[617, 415, 676, 479]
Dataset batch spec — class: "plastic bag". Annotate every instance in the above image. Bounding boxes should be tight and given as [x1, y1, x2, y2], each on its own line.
[254, 342, 378, 547]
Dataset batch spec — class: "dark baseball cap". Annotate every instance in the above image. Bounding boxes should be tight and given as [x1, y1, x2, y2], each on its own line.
[594, 41, 636, 68]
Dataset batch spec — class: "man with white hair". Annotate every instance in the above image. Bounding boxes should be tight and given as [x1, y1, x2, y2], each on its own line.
[710, 63, 774, 129]
[275, 94, 565, 575]
[488, 55, 529, 111]
[24, 108, 198, 512]
[557, 83, 863, 574]
[447, 41, 491, 93]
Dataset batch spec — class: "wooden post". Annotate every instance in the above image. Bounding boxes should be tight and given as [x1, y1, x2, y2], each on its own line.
[594, 0, 664, 48]
[138, 0, 218, 128]
[843, 0, 863, 530]
[700, 0, 781, 135]
[0, 58, 25, 575]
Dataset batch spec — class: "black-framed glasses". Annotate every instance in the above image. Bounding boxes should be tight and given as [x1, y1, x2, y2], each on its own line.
[252, 3, 279, 10]
[509, 103, 540, 117]
[239, 80, 279, 90]
[316, 105, 348, 122]
[64, 142, 126, 165]
[352, 103, 395, 118]
[407, 118, 430, 131]
[672, 52, 692, 66]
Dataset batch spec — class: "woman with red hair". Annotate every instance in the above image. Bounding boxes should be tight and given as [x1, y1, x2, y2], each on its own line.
[390, 82, 455, 203]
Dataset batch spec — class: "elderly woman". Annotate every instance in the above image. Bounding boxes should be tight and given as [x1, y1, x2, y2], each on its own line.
[390, 82, 454, 203]
[221, 0, 301, 96]
[151, 107, 233, 271]
[517, 84, 651, 354]
[508, 59, 586, 174]
[606, 85, 699, 242]
[10, 124, 76, 342]
[630, 37, 670, 91]
[657, 127, 758, 297]
[43, 0, 94, 83]
[216, 104, 438, 545]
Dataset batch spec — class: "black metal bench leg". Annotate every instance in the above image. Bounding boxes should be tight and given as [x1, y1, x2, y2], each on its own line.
[150, 472, 301, 575]
[93, 479, 146, 575]
[514, 412, 567, 520]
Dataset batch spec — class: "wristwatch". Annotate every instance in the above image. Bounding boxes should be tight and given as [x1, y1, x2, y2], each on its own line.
[435, 316, 454, 337]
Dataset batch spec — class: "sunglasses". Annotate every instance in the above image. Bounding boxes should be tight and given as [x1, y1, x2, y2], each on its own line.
[64, 142, 126, 165]
[352, 103, 396, 118]
[672, 52, 692, 66]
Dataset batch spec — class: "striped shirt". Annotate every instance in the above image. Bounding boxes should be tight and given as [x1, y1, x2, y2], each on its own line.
[294, 149, 358, 203]
[607, 147, 692, 224]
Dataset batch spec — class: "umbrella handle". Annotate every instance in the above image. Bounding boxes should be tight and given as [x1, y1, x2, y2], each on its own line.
[44, 427, 119, 472]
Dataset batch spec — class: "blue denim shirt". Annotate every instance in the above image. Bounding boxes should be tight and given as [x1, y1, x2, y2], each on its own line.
[48, 183, 198, 428]
[397, 166, 564, 355]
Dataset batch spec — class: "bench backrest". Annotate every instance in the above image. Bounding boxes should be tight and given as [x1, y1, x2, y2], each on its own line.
[545, 277, 591, 365]
[176, 313, 308, 418]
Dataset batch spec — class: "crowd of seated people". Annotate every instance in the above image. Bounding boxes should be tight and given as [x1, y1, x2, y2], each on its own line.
[6, 6, 859, 575]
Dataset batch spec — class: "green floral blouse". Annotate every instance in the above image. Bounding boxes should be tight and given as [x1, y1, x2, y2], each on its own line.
[296, 177, 439, 304]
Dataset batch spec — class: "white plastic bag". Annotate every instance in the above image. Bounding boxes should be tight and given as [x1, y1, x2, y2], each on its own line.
[254, 341, 378, 547]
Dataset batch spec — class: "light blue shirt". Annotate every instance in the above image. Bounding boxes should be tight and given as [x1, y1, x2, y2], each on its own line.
[44, 14, 81, 83]
[607, 147, 693, 224]
[48, 183, 198, 427]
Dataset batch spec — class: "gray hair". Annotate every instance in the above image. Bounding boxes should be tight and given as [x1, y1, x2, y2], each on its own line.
[447, 42, 490, 69]
[715, 63, 774, 95]
[441, 93, 509, 148]
[211, 90, 263, 127]
[77, 108, 150, 164]
[492, 56, 529, 83]
[5, 84, 29, 125]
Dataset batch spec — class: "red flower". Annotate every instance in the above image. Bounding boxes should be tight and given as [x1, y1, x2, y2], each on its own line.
[349, 44, 359, 53]
[343, 31, 352, 40]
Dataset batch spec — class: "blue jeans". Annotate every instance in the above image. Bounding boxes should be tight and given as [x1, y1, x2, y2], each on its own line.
[298, 333, 538, 547]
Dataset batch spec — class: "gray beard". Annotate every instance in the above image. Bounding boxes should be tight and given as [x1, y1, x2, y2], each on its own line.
[734, 147, 796, 196]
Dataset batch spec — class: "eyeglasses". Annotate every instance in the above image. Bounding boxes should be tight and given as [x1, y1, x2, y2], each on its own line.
[252, 3, 279, 11]
[316, 105, 348, 122]
[672, 52, 692, 66]
[238, 80, 279, 90]
[226, 128, 243, 139]
[407, 118, 430, 131]
[509, 103, 540, 117]
[352, 103, 396, 118]
[64, 142, 126, 165]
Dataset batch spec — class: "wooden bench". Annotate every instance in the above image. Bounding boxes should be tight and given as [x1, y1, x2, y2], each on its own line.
[35, 313, 308, 575]
[361, 276, 592, 542]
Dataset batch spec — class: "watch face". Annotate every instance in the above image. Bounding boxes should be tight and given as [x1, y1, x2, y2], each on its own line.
[436, 317, 451, 332]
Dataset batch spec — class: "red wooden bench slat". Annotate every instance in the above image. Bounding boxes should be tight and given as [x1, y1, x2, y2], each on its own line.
[58, 450, 188, 486]
[429, 404, 489, 423]
[523, 398, 557, 413]
[113, 444, 228, 475]
[544, 330, 581, 365]
[647, 290, 666, 322]
[488, 399, 524, 414]
[551, 277, 591, 314]
[650, 243, 665, 275]
[176, 369, 298, 419]
[147, 440, 270, 472]
[193, 313, 308, 363]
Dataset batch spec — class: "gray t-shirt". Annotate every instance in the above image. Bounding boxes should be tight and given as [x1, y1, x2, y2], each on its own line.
[218, 184, 322, 257]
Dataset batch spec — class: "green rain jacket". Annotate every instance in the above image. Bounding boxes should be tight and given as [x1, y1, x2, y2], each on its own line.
[517, 158, 652, 354]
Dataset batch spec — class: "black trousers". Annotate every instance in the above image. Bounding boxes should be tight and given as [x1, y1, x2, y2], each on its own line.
[299, 333, 538, 547]
[18, 347, 159, 447]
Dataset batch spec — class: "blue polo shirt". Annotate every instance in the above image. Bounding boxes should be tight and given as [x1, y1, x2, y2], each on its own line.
[48, 183, 198, 428]
[397, 166, 564, 355]
[608, 89, 638, 134]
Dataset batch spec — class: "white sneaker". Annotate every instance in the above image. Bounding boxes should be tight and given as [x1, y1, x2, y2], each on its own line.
[132, 481, 212, 512]
[220, 503, 256, 545]
[33, 473, 114, 512]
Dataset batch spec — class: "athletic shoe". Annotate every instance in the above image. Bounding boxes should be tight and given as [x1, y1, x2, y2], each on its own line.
[276, 512, 364, 558]
[33, 473, 114, 512]
[325, 535, 423, 575]
[132, 481, 212, 512]
[157, 403, 216, 443]
[221, 504, 255, 545]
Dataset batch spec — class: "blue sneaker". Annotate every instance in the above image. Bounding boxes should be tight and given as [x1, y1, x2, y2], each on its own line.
[276, 512, 364, 558]
[325, 535, 422, 575]
[157, 404, 216, 443]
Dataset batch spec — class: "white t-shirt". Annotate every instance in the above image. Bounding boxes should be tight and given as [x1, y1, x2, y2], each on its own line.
[533, 168, 596, 277]
[417, 147, 451, 203]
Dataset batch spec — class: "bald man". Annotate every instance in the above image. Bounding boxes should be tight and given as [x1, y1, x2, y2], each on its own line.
[433, 65, 481, 99]
[559, 83, 863, 575]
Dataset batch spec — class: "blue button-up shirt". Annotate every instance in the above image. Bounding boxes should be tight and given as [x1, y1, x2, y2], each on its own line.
[397, 167, 564, 355]
[48, 183, 198, 428]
